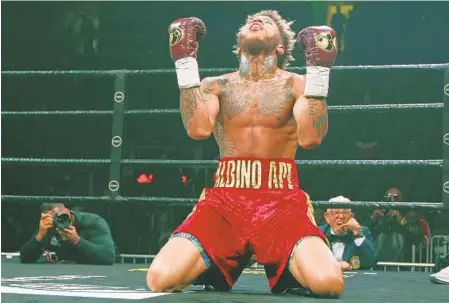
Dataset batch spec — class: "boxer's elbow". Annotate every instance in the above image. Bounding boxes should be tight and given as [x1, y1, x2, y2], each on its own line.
[298, 137, 323, 149]
[297, 126, 327, 149]
[187, 127, 212, 140]
[296, 122, 327, 149]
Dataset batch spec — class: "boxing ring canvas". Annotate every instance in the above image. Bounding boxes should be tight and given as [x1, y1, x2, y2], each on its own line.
[1, 260, 447, 303]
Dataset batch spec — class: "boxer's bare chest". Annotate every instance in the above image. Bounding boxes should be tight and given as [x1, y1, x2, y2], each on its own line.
[219, 77, 295, 125]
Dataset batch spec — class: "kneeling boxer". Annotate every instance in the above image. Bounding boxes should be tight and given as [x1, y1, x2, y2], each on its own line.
[147, 10, 343, 297]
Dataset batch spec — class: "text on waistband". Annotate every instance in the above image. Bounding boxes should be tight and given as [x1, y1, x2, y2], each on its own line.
[214, 160, 294, 189]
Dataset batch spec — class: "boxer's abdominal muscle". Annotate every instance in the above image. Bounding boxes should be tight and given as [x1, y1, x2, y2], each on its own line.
[215, 76, 299, 158]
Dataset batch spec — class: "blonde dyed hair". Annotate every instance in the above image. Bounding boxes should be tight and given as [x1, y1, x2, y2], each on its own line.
[234, 10, 296, 69]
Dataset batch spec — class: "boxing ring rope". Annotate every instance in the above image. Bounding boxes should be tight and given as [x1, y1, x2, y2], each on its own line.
[2, 63, 449, 76]
[0, 158, 443, 167]
[0, 195, 444, 209]
[2, 63, 449, 211]
[0, 103, 443, 116]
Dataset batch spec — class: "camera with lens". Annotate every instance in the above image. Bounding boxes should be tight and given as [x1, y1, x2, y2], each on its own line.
[53, 212, 71, 230]
[381, 195, 391, 215]
[382, 194, 399, 215]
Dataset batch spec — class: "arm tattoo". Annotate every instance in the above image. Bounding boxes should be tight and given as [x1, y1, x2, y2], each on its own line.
[180, 77, 228, 131]
[308, 99, 328, 137]
[180, 88, 200, 130]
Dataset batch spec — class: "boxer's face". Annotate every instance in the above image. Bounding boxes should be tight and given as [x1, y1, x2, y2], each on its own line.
[237, 15, 284, 56]
[324, 209, 353, 233]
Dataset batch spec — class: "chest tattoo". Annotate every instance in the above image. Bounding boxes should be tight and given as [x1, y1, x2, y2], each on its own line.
[220, 77, 294, 120]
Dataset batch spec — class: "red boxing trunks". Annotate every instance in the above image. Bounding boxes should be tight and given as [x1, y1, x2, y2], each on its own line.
[172, 157, 327, 292]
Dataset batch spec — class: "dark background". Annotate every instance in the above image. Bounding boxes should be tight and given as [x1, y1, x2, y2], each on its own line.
[1, 1, 448, 254]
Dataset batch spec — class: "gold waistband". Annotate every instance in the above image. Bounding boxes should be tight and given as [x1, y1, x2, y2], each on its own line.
[213, 159, 298, 190]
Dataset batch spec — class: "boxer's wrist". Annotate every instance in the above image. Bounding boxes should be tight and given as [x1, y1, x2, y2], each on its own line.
[175, 57, 201, 89]
[304, 66, 330, 98]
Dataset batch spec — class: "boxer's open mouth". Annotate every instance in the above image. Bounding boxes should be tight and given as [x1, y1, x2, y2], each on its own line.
[250, 22, 263, 30]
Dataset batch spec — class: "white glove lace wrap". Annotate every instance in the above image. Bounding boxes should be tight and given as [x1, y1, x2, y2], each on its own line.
[304, 66, 330, 98]
[175, 57, 201, 89]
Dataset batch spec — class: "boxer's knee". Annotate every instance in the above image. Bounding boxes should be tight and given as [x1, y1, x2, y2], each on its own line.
[146, 266, 172, 292]
[289, 236, 344, 297]
[146, 235, 208, 292]
[303, 256, 344, 297]
[146, 265, 186, 292]
[289, 260, 344, 297]
[306, 268, 344, 297]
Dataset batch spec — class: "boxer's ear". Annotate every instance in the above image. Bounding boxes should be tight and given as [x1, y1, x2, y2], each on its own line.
[235, 46, 242, 55]
[276, 45, 285, 56]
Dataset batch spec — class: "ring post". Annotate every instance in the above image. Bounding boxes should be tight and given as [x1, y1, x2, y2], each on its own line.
[109, 72, 126, 197]
[443, 69, 449, 209]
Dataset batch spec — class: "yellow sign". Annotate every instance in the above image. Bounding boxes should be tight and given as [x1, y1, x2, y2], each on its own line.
[128, 268, 148, 272]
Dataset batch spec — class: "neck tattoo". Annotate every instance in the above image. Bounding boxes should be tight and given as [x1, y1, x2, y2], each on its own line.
[239, 55, 277, 80]
[239, 55, 250, 77]
[263, 55, 276, 74]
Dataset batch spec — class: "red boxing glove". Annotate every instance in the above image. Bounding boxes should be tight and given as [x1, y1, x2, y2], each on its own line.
[168, 17, 207, 88]
[297, 26, 338, 98]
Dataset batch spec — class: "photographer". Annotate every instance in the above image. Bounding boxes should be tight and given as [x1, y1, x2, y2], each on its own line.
[368, 187, 424, 263]
[20, 203, 116, 265]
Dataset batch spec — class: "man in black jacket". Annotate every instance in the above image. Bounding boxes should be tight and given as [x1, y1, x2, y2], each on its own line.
[20, 203, 116, 265]
[368, 187, 424, 263]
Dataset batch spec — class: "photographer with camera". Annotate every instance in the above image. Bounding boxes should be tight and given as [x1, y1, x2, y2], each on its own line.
[368, 187, 424, 263]
[20, 203, 116, 265]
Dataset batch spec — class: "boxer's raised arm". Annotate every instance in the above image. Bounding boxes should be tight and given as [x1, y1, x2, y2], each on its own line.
[168, 17, 220, 139]
[180, 77, 224, 139]
[293, 26, 337, 149]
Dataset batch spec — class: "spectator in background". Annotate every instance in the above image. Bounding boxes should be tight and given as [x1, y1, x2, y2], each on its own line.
[331, 6, 346, 47]
[20, 203, 117, 265]
[155, 211, 174, 251]
[320, 196, 376, 270]
[64, 10, 99, 66]
[368, 187, 424, 264]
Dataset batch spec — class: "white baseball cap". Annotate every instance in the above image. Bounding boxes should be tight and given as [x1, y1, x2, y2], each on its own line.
[328, 195, 352, 211]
